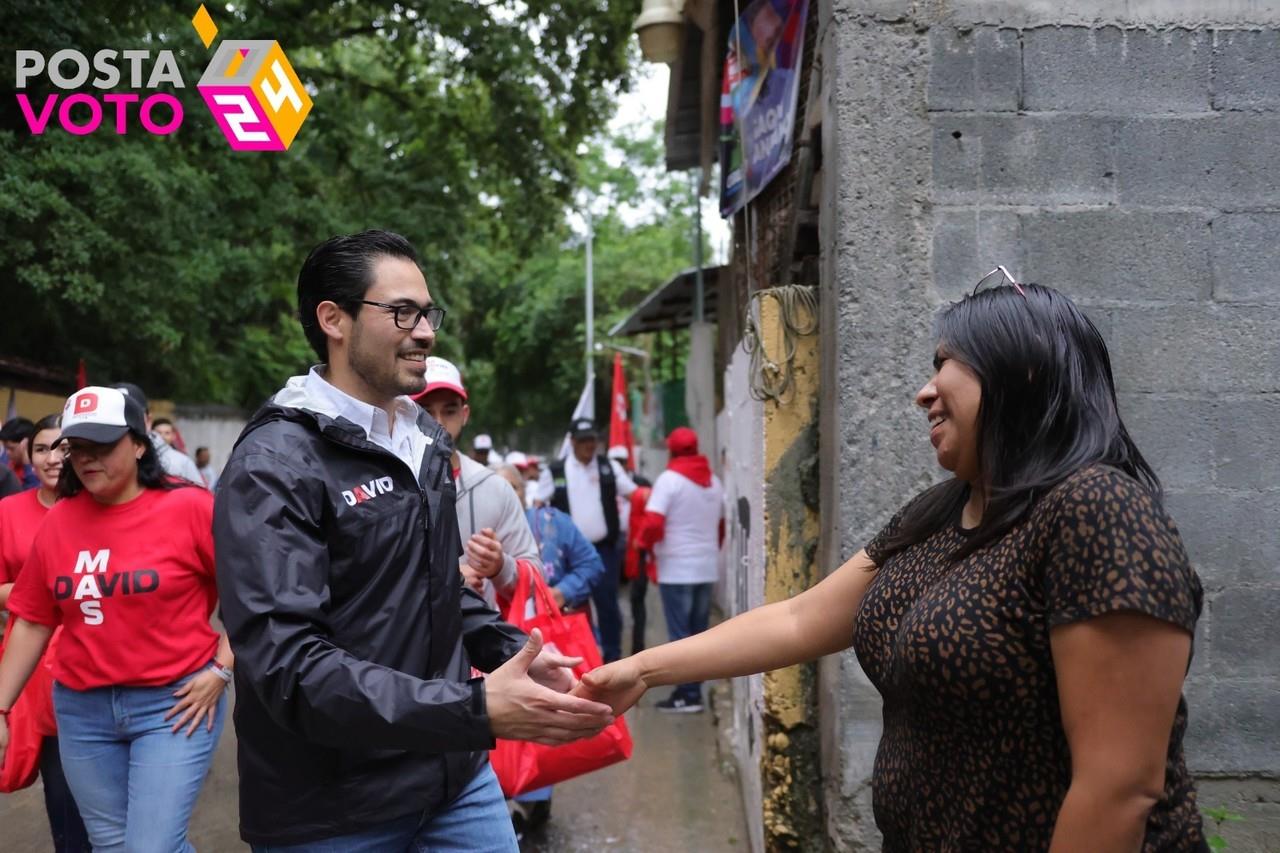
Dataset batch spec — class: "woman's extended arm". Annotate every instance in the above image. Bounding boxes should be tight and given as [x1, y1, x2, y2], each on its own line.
[0, 617, 54, 709]
[1048, 611, 1191, 852]
[577, 549, 879, 713]
[0, 617, 55, 768]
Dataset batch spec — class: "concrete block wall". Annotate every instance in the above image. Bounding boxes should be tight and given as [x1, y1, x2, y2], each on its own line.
[822, 0, 1280, 848]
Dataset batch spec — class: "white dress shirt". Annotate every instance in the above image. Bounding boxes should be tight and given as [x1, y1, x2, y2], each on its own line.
[537, 455, 637, 544]
[302, 367, 429, 477]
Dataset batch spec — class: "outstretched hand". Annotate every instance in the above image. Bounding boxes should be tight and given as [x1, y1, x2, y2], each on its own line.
[527, 641, 583, 694]
[572, 656, 649, 716]
[486, 629, 614, 745]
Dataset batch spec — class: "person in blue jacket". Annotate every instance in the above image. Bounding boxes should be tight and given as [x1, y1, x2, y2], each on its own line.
[497, 465, 604, 613]
[495, 464, 605, 837]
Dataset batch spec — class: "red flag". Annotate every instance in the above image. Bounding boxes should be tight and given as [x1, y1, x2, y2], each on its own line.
[607, 353, 635, 471]
[75, 359, 88, 389]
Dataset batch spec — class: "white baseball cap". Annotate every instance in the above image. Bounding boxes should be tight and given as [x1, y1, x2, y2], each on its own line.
[411, 356, 467, 402]
[56, 386, 147, 446]
[506, 451, 529, 467]
[474, 433, 493, 451]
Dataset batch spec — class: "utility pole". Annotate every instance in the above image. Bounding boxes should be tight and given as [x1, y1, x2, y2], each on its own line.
[585, 208, 595, 399]
[693, 172, 704, 323]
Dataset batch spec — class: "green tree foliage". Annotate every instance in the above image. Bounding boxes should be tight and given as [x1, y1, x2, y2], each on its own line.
[1, 0, 640, 407]
[446, 119, 702, 450]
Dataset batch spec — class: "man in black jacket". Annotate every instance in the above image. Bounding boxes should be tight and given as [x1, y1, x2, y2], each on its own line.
[214, 230, 613, 850]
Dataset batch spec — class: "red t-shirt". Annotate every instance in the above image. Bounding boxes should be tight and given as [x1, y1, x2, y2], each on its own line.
[7, 486, 219, 690]
[1, 490, 59, 734]
[0, 489, 49, 585]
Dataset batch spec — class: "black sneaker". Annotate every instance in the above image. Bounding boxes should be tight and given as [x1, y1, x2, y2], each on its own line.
[524, 799, 551, 832]
[655, 695, 704, 713]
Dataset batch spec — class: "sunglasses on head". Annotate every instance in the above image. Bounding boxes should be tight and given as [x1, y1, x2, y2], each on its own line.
[973, 265, 1027, 298]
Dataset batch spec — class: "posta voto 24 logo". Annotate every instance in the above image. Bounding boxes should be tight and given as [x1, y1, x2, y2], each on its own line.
[13, 4, 313, 151]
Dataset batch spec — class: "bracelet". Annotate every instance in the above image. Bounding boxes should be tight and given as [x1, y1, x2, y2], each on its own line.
[207, 661, 233, 684]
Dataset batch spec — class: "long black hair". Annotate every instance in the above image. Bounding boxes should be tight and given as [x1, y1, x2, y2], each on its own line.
[58, 432, 193, 499]
[880, 282, 1159, 560]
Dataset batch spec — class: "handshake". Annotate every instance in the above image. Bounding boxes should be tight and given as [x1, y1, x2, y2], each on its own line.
[482, 629, 651, 745]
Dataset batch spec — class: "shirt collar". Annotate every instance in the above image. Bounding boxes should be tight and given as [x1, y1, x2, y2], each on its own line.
[303, 366, 419, 441]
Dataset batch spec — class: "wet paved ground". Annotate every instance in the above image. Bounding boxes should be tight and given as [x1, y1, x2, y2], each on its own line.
[1, 582, 748, 852]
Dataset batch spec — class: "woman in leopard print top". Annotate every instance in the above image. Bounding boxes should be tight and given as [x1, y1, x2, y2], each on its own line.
[581, 278, 1207, 850]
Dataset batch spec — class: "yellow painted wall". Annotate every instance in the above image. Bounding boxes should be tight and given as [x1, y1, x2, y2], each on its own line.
[758, 292, 824, 849]
[0, 386, 175, 422]
[0, 387, 70, 421]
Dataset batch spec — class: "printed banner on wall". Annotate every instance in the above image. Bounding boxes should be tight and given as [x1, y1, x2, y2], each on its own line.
[719, 0, 810, 217]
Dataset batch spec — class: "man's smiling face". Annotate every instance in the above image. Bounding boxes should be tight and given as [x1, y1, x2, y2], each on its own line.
[343, 256, 436, 401]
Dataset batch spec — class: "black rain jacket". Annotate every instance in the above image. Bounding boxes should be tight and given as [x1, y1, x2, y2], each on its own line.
[213, 395, 525, 846]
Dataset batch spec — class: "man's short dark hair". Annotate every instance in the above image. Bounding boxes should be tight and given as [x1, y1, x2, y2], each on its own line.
[297, 230, 421, 362]
[0, 417, 35, 443]
[152, 417, 174, 429]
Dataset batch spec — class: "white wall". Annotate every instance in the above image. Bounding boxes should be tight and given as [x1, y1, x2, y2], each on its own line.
[171, 411, 248, 487]
[716, 344, 766, 853]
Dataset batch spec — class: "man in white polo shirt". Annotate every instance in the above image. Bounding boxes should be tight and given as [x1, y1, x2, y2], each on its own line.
[537, 418, 636, 663]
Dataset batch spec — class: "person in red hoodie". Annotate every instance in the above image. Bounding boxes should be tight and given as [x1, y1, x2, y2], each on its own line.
[622, 475, 655, 656]
[0, 413, 90, 851]
[637, 428, 724, 713]
[0, 386, 233, 852]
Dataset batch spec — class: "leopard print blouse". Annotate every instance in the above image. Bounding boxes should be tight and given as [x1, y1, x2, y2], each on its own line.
[857, 465, 1205, 851]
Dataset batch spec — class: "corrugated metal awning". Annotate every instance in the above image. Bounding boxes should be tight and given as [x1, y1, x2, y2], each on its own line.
[608, 266, 724, 336]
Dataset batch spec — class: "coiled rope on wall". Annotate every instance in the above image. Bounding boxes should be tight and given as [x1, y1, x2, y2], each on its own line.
[742, 284, 818, 403]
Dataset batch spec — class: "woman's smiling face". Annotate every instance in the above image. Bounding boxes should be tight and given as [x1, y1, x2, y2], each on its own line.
[30, 427, 64, 491]
[915, 344, 983, 483]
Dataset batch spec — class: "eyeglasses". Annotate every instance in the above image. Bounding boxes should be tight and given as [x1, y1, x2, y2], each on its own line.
[359, 300, 447, 331]
[973, 265, 1027, 298]
[62, 436, 124, 459]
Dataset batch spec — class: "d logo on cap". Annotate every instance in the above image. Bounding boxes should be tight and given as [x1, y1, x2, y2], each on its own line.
[75, 393, 99, 414]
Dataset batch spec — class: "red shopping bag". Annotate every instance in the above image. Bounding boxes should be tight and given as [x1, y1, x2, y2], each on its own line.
[0, 620, 54, 792]
[489, 561, 632, 797]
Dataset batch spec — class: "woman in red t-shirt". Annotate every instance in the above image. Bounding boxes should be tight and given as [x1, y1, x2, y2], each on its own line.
[0, 413, 90, 851]
[0, 387, 233, 852]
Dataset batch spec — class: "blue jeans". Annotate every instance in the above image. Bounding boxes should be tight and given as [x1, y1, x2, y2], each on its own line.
[53, 670, 226, 853]
[513, 784, 551, 803]
[659, 582, 714, 702]
[591, 538, 622, 663]
[252, 763, 517, 852]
